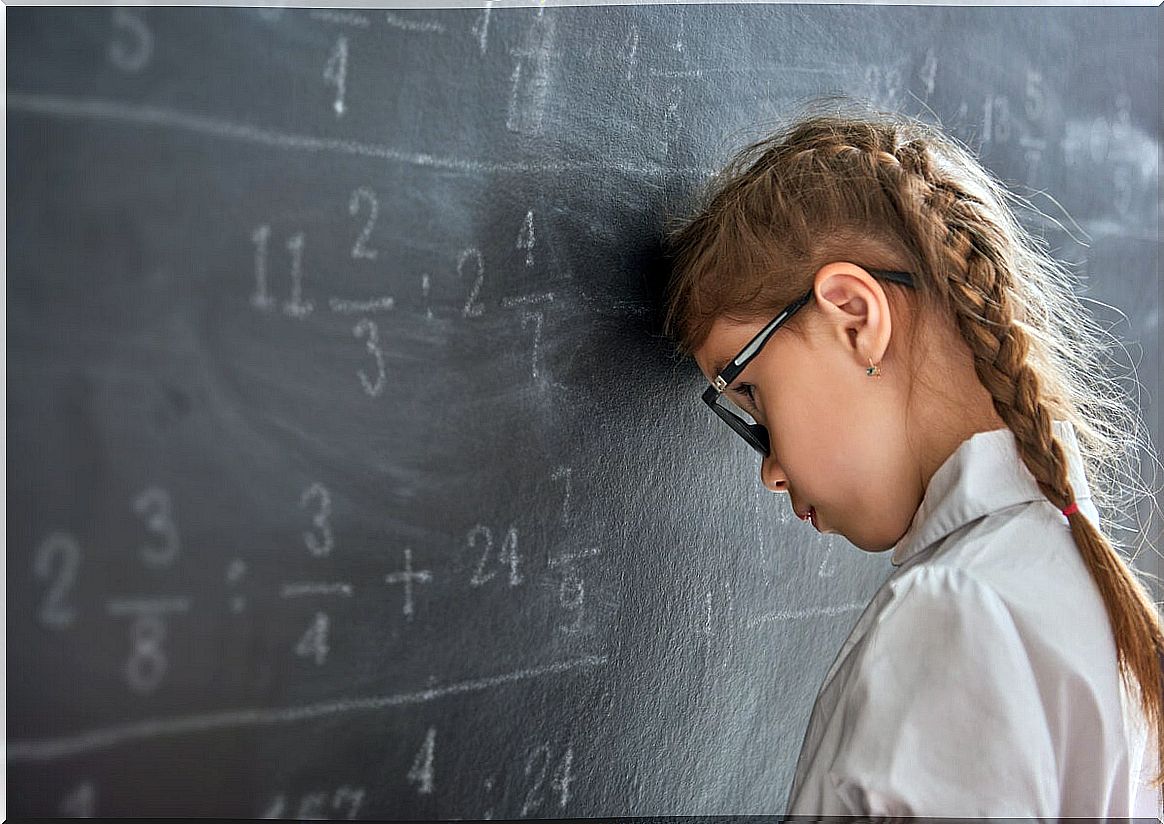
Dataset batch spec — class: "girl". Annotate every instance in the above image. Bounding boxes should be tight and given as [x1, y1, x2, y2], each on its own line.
[662, 99, 1163, 816]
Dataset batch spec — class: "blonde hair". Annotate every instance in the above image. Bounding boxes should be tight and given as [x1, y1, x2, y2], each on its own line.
[663, 95, 1164, 788]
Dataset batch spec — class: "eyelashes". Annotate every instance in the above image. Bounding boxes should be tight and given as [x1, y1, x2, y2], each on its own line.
[731, 382, 758, 414]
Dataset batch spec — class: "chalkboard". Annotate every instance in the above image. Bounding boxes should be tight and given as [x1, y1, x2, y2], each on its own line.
[7, 3, 1161, 818]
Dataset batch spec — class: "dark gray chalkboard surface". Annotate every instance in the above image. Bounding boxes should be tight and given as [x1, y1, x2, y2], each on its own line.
[7, 3, 1161, 818]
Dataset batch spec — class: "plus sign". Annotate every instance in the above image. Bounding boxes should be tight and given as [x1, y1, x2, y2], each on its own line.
[384, 547, 432, 622]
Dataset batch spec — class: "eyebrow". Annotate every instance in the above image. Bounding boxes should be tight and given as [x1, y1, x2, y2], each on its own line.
[711, 357, 731, 378]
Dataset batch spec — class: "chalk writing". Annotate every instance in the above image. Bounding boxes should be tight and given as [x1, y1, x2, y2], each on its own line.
[467, 525, 523, 588]
[458, 247, 486, 318]
[407, 726, 437, 794]
[384, 548, 433, 621]
[263, 785, 365, 819]
[59, 780, 97, 817]
[133, 486, 180, 568]
[294, 611, 330, 665]
[108, 8, 151, 72]
[353, 318, 388, 397]
[348, 186, 380, 260]
[34, 531, 81, 629]
[323, 35, 349, 117]
[519, 741, 574, 815]
[300, 482, 335, 557]
[516, 209, 535, 267]
[125, 613, 168, 693]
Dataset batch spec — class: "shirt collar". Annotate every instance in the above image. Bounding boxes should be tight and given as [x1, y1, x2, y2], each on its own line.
[890, 419, 1095, 566]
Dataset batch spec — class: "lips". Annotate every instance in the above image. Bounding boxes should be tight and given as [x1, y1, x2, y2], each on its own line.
[796, 505, 818, 530]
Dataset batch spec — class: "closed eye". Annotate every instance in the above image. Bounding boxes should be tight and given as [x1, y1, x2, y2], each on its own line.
[730, 382, 758, 414]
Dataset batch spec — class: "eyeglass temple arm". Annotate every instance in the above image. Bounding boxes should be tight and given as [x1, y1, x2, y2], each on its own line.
[703, 270, 913, 393]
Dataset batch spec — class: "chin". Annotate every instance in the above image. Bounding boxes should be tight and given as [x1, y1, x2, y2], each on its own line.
[844, 530, 898, 553]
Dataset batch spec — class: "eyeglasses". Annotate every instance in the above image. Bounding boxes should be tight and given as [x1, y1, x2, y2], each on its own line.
[701, 269, 916, 457]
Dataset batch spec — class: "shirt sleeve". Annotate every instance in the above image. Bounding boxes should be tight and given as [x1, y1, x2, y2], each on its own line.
[824, 565, 1061, 815]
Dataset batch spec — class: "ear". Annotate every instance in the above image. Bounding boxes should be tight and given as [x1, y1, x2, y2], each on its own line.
[811, 262, 893, 368]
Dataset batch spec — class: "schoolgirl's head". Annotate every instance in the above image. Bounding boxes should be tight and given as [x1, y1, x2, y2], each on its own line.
[662, 97, 1163, 786]
[685, 255, 1011, 552]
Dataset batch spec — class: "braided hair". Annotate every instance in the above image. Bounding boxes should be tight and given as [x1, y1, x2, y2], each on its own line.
[663, 96, 1164, 788]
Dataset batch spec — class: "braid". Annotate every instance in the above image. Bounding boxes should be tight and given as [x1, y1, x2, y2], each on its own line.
[874, 134, 1164, 787]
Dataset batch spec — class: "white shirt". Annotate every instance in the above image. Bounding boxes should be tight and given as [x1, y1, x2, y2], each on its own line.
[784, 420, 1162, 817]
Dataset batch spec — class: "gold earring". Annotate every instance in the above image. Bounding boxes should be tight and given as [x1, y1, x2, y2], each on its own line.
[866, 357, 881, 378]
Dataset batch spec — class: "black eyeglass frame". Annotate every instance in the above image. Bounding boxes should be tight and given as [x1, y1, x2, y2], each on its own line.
[701, 269, 916, 457]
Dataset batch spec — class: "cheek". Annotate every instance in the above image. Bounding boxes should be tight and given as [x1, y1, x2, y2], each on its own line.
[801, 399, 893, 496]
[773, 376, 862, 473]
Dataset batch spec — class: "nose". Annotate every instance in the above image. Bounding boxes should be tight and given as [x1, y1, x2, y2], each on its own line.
[760, 451, 788, 493]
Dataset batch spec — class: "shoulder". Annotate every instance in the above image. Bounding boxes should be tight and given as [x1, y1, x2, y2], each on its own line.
[878, 562, 1021, 632]
[931, 496, 1095, 599]
[904, 499, 1117, 694]
[823, 564, 1063, 812]
[934, 496, 1082, 574]
[868, 564, 1038, 686]
[850, 563, 1053, 737]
